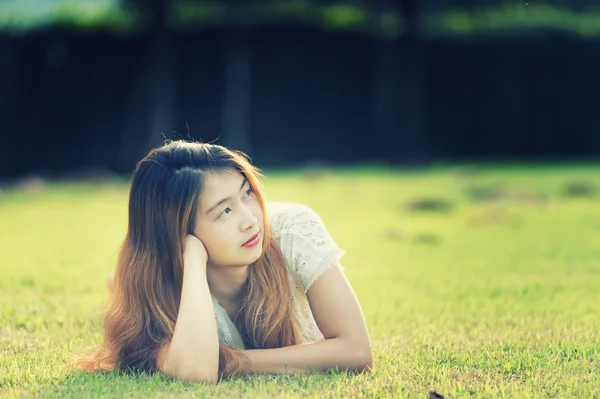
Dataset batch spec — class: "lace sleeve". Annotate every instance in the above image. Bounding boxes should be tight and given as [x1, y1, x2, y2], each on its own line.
[212, 298, 245, 349]
[275, 204, 346, 292]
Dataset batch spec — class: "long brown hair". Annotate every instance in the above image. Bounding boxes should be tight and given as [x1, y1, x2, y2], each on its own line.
[76, 140, 301, 378]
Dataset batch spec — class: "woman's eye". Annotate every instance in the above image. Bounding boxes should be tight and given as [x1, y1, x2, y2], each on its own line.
[218, 207, 232, 218]
[243, 188, 253, 198]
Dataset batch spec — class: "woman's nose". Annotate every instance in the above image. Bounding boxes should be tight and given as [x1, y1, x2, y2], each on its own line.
[240, 207, 258, 231]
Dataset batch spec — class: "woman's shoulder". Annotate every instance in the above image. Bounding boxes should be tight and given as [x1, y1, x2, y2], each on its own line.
[266, 202, 322, 237]
[266, 201, 345, 292]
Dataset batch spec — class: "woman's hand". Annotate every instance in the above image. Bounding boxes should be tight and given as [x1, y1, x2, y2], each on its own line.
[183, 234, 208, 265]
[158, 234, 219, 383]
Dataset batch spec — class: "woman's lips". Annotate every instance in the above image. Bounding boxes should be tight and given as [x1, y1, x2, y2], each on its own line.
[242, 232, 260, 247]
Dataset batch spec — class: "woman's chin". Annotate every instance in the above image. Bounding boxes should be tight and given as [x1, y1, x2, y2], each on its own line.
[249, 252, 263, 264]
[247, 248, 264, 265]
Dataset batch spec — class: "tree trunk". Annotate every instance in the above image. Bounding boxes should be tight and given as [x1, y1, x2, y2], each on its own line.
[147, 28, 176, 150]
[221, 28, 252, 155]
[372, 26, 400, 165]
[396, 0, 427, 166]
[0, 37, 18, 178]
[118, 27, 175, 171]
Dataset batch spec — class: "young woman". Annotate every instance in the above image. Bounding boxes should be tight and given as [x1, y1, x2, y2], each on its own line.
[78, 140, 372, 382]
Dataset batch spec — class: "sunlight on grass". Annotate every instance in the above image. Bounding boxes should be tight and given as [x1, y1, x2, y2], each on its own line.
[1, 164, 599, 397]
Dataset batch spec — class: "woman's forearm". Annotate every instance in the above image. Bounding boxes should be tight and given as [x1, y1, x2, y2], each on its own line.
[161, 253, 219, 382]
[243, 338, 373, 375]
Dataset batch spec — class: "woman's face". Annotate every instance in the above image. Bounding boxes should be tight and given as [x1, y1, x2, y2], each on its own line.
[194, 169, 264, 268]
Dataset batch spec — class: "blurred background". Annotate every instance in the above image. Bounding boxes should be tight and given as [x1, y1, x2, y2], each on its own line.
[0, 0, 599, 180]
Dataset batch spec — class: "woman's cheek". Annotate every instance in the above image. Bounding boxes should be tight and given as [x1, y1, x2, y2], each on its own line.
[212, 226, 233, 248]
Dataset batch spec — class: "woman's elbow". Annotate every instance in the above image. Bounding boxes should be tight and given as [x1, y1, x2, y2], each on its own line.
[356, 349, 373, 373]
[350, 344, 373, 373]
[162, 366, 218, 384]
[181, 369, 219, 384]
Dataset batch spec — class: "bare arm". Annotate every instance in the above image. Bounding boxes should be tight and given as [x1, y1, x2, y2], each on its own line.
[157, 235, 219, 383]
[242, 264, 373, 374]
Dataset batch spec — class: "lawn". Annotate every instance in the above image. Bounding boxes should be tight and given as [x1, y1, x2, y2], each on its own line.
[1, 164, 599, 398]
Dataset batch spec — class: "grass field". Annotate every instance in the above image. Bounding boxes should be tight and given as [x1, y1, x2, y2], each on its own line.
[1, 164, 599, 398]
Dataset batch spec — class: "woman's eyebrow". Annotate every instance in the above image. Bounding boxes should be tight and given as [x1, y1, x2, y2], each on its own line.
[205, 177, 248, 215]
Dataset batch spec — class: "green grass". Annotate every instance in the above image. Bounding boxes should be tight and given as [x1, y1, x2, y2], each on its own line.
[1, 164, 599, 398]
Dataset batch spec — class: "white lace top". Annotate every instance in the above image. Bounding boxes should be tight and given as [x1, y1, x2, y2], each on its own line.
[211, 202, 346, 348]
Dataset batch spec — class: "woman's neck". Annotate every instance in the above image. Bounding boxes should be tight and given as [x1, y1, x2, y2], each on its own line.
[206, 264, 249, 309]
